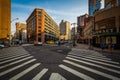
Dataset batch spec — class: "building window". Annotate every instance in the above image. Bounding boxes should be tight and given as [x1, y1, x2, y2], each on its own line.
[38, 11, 41, 14]
[96, 37, 100, 44]
[38, 33, 41, 36]
[111, 37, 117, 44]
[38, 26, 41, 28]
[105, 3, 111, 9]
[118, 0, 120, 5]
[95, 0, 101, 11]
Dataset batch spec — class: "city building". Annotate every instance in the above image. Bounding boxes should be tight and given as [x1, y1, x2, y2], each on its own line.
[77, 14, 89, 43]
[21, 28, 27, 43]
[59, 20, 71, 40]
[71, 27, 77, 40]
[83, 17, 94, 44]
[89, 0, 102, 16]
[0, 0, 11, 41]
[93, 0, 120, 49]
[15, 22, 27, 43]
[26, 8, 60, 43]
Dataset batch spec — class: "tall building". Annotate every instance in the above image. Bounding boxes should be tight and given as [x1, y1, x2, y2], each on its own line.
[118, 0, 120, 5]
[93, 0, 120, 49]
[0, 0, 11, 40]
[26, 8, 60, 43]
[77, 14, 89, 43]
[77, 14, 89, 29]
[15, 22, 27, 43]
[105, 0, 120, 8]
[83, 17, 94, 44]
[59, 20, 71, 40]
[89, 0, 101, 16]
[71, 27, 77, 40]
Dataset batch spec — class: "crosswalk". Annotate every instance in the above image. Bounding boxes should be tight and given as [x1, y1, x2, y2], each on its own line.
[0, 47, 65, 80]
[0, 47, 120, 80]
[59, 48, 120, 80]
[0, 47, 45, 80]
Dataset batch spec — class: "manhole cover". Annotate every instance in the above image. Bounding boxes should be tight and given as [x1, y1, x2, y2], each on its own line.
[57, 50, 63, 52]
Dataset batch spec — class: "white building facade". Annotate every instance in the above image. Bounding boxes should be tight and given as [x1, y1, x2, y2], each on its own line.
[59, 20, 71, 40]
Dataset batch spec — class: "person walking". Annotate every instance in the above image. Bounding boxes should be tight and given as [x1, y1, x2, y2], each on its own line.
[100, 43, 106, 52]
[110, 43, 115, 53]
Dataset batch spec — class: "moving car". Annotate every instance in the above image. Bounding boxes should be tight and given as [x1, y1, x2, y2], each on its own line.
[0, 44, 5, 49]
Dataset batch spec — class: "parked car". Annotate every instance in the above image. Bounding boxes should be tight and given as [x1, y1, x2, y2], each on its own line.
[47, 40, 55, 44]
[0, 44, 5, 49]
[34, 41, 43, 46]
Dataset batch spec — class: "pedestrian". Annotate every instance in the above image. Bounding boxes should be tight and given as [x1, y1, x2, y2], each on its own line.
[100, 43, 106, 52]
[110, 43, 115, 53]
[58, 41, 60, 46]
[19, 40, 22, 45]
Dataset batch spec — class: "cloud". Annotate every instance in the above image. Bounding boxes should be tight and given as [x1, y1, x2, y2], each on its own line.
[11, 2, 88, 33]
[12, 3, 87, 17]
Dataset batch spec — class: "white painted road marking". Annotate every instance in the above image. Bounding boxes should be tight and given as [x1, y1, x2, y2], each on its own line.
[59, 64, 95, 80]
[63, 60, 120, 80]
[0, 54, 30, 65]
[69, 52, 106, 58]
[0, 59, 36, 77]
[0, 56, 33, 69]
[32, 68, 48, 80]
[69, 53, 113, 62]
[66, 57, 120, 74]
[0, 54, 30, 61]
[68, 55, 120, 69]
[0, 52, 29, 59]
[9, 63, 40, 80]
[49, 73, 67, 80]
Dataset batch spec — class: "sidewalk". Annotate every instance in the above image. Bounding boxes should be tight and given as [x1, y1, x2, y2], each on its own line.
[74, 43, 120, 54]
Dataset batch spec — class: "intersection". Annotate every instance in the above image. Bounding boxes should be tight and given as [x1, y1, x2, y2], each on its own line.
[0, 44, 120, 80]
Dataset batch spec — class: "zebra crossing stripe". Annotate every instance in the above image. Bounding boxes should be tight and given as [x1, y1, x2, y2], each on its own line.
[66, 57, 120, 74]
[76, 53, 107, 58]
[63, 60, 120, 80]
[0, 56, 33, 69]
[69, 52, 105, 57]
[68, 55, 120, 69]
[59, 64, 95, 80]
[0, 59, 36, 77]
[0, 54, 30, 61]
[0, 54, 31, 65]
[0, 53, 29, 59]
[68, 54, 119, 64]
[22, 44, 33, 46]
[69, 53, 111, 61]
[49, 73, 67, 80]
[9, 63, 40, 80]
[32, 68, 48, 80]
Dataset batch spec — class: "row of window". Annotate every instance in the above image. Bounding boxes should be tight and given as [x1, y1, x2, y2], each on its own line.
[95, 28, 116, 34]
[95, 36, 116, 44]
[105, 0, 120, 9]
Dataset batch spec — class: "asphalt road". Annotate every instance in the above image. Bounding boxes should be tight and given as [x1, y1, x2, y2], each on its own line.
[0, 44, 120, 80]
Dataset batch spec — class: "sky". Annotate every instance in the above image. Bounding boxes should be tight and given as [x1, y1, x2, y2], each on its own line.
[11, 0, 104, 34]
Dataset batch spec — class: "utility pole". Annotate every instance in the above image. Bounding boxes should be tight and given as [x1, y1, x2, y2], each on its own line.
[71, 23, 77, 47]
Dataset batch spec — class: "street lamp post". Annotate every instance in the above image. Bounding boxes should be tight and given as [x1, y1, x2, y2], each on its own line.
[71, 23, 77, 47]
[9, 18, 19, 46]
[11, 18, 19, 23]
